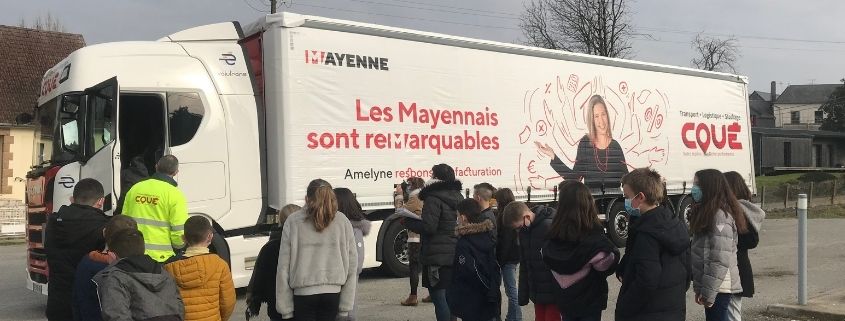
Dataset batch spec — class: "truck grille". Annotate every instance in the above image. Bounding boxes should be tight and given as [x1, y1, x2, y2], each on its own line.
[28, 211, 47, 225]
[30, 271, 47, 284]
[27, 207, 49, 283]
[27, 208, 47, 244]
[29, 248, 46, 261]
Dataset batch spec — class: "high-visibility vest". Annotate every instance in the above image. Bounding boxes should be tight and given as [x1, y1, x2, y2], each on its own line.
[122, 175, 188, 262]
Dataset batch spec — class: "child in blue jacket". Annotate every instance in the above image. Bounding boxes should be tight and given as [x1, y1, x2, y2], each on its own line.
[72, 215, 137, 321]
[447, 199, 501, 321]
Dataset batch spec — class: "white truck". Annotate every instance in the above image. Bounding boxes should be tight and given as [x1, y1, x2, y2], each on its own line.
[24, 12, 755, 293]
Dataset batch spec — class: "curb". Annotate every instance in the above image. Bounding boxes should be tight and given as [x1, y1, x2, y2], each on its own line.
[0, 236, 25, 246]
[767, 303, 845, 321]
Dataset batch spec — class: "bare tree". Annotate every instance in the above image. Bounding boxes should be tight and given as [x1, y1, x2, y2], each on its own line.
[520, 0, 633, 58]
[18, 12, 65, 32]
[691, 33, 740, 72]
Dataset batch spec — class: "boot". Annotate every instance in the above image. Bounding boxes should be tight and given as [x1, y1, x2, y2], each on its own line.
[421, 295, 432, 303]
[400, 294, 418, 306]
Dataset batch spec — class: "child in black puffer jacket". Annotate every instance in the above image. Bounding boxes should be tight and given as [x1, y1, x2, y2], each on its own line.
[245, 204, 301, 321]
[447, 199, 501, 321]
[542, 181, 619, 321]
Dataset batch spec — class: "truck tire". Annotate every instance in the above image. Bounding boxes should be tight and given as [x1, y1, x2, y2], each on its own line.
[677, 195, 694, 228]
[210, 231, 230, 267]
[607, 201, 629, 248]
[380, 221, 410, 277]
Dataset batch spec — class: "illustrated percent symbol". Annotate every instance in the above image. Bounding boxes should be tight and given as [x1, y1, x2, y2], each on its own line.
[644, 105, 664, 132]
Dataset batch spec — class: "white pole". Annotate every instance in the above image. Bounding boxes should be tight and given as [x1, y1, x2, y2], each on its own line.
[797, 193, 808, 305]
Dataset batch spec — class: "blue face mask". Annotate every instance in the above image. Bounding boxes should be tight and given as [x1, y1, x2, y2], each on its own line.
[691, 185, 703, 203]
[624, 198, 640, 217]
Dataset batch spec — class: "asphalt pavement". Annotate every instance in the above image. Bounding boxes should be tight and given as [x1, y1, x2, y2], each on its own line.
[2, 218, 844, 321]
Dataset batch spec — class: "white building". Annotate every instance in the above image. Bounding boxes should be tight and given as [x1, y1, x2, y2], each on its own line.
[773, 84, 840, 129]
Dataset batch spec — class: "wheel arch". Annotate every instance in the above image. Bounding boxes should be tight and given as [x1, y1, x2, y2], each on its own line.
[188, 212, 231, 266]
[368, 209, 397, 263]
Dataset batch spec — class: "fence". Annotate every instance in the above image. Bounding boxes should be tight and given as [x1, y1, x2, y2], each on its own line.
[0, 199, 26, 236]
[756, 179, 845, 210]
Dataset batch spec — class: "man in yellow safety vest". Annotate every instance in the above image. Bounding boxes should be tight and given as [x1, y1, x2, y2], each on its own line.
[121, 155, 188, 262]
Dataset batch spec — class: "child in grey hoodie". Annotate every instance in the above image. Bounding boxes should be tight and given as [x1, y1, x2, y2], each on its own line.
[93, 229, 184, 321]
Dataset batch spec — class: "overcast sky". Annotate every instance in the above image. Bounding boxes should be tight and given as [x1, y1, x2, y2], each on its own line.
[4, 0, 845, 92]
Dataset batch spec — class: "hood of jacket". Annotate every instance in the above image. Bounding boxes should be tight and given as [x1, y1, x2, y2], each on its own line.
[409, 188, 421, 197]
[455, 219, 495, 236]
[528, 205, 555, 233]
[419, 179, 463, 208]
[51, 204, 109, 246]
[635, 206, 690, 256]
[455, 220, 496, 252]
[164, 254, 224, 290]
[542, 226, 618, 274]
[738, 200, 765, 232]
[103, 255, 170, 292]
[351, 219, 372, 236]
[126, 156, 150, 174]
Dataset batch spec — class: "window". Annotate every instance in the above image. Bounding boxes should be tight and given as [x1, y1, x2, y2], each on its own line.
[167, 92, 204, 147]
[751, 115, 757, 127]
[60, 117, 80, 153]
[59, 94, 82, 154]
[36, 97, 58, 162]
[38, 143, 45, 164]
[815, 111, 824, 124]
[89, 90, 116, 153]
[791, 111, 800, 124]
[784, 142, 792, 167]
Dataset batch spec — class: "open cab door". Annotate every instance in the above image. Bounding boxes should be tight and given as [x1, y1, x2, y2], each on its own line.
[78, 77, 120, 213]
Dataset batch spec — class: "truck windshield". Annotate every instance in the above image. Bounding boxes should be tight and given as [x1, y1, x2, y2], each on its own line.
[34, 94, 84, 165]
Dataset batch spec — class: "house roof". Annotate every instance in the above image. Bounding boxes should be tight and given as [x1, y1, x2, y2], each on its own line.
[0, 25, 85, 125]
[775, 84, 842, 104]
[750, 91, 778, 102]
[752, 127, 845, 138]
[751, 127, 813, 138]
[749, 100, 773, 117]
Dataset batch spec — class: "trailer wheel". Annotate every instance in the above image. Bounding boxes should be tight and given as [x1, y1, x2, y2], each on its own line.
[607, 202, 629, 248]
[677, 195, 694, 228]
[380, 221, 410, 277]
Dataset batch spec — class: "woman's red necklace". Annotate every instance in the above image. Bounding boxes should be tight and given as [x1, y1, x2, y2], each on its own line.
[593, 135, 610, 172]
[594, 140, 609, 172]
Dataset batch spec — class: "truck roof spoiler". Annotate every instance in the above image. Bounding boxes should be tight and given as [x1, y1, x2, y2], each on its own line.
[158, 21, 243, 42]
[240, 12, 307, 37]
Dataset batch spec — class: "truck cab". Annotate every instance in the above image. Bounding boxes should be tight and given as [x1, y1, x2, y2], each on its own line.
[26, 22, 270, 293]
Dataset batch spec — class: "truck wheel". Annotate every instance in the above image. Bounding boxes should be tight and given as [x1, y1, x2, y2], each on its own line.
[210, 231, 230, 267]
[607, 201, 629, 248]
[380, 221, 410, 277]
[677, 195, 694, 228]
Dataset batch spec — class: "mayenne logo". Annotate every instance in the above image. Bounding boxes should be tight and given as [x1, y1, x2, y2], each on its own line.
[305, 50, 389, 71]
[219, 54, 237, 66]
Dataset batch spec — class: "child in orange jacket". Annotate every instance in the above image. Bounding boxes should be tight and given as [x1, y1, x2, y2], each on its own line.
[164, 216, 236, 321]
